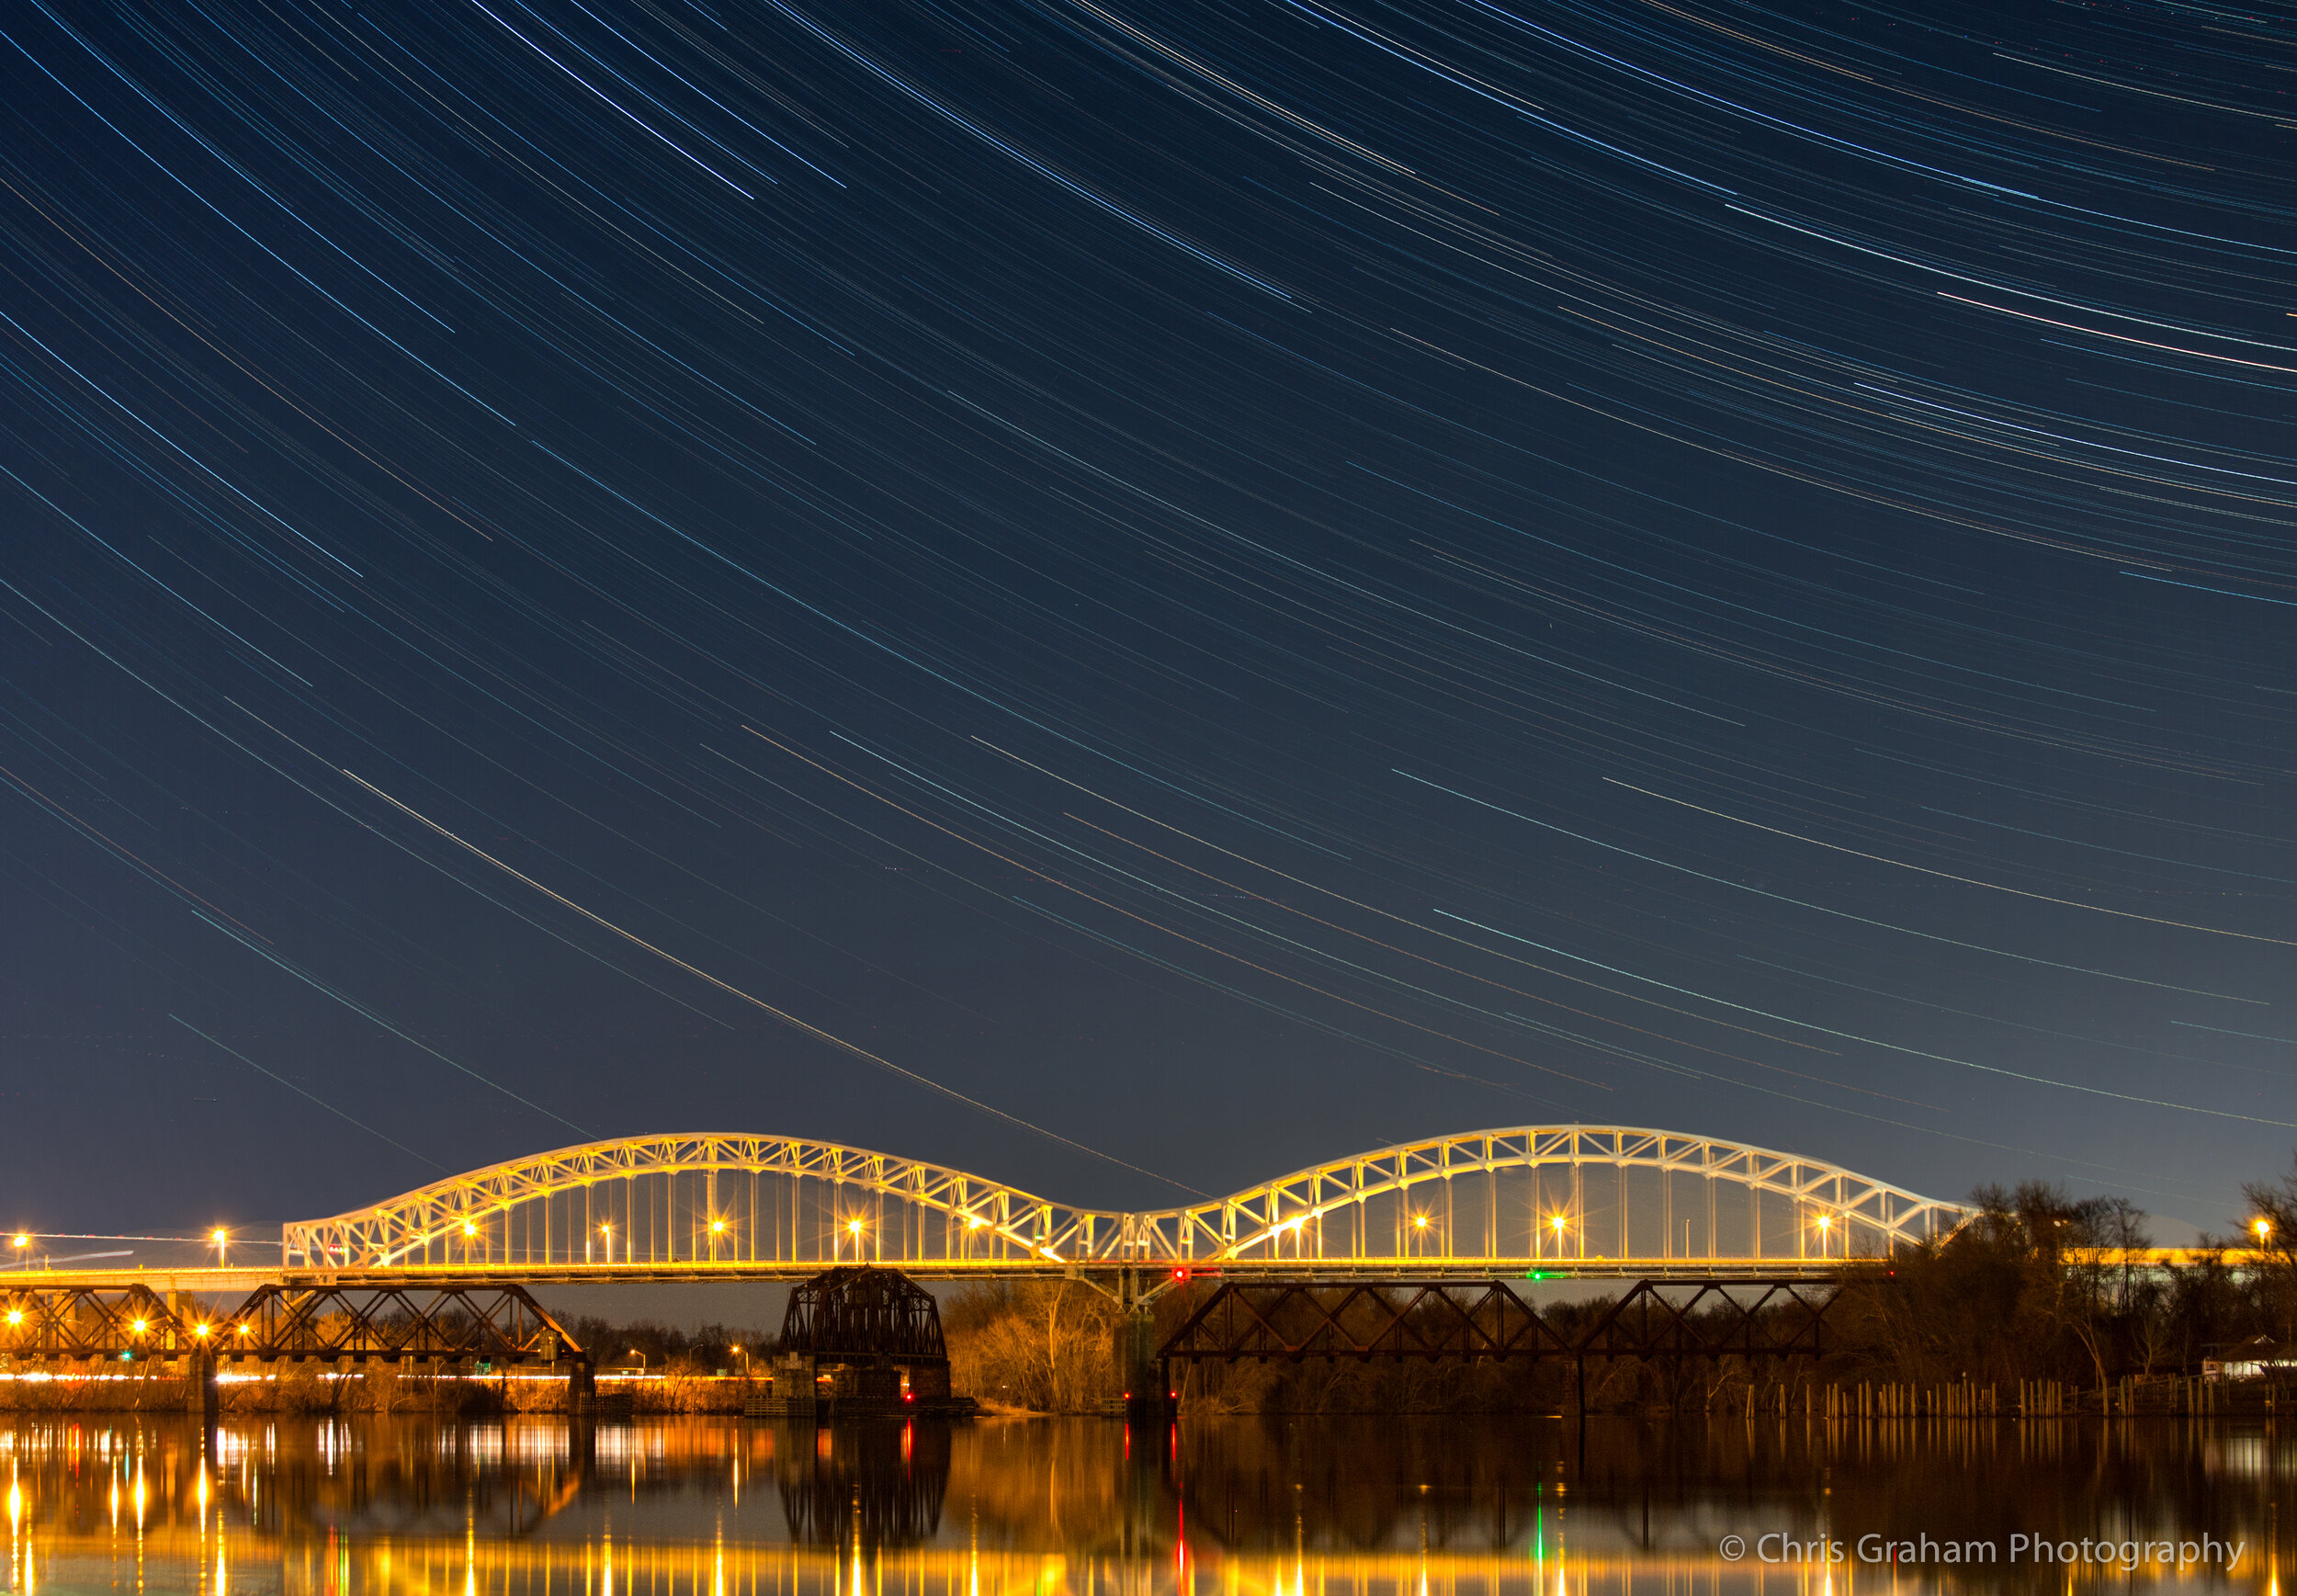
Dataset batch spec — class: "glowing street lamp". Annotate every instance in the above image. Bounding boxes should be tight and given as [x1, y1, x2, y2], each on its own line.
[2256, 1217, 2273, 1245]
[210, 1228, 229, 1265]
[1816, 1214, 1834, 1256]
[598, 1222, 614, 1264]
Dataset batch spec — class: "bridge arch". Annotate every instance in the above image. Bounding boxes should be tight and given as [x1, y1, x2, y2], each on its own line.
[1131, 1125, 1964, 1267]
[283, 1126, 1963, 1272]
[283, 1134, 1126, 1271]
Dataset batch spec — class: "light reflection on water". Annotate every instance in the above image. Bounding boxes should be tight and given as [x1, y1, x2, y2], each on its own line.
[0, 1415, 2286, 1596]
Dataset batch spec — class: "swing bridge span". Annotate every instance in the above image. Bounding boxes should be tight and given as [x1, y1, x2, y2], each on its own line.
[17, 1125, 1971, 1292]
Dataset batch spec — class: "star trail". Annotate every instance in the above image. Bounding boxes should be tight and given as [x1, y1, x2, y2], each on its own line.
[0, 0, 2290, 1232]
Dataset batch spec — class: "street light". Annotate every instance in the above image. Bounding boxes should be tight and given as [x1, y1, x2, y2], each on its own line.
[731, 1343, 750, 1380]
[628, 1347, 647, 1375]
[1816, 1214, 1834, 1255]
[210, 1228, 229, 1264]
[598, 1222, 614, 1264]
[2256, 1218, 2273, 1244]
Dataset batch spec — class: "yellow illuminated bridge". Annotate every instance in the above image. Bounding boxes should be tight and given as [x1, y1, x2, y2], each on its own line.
[35, 1125, 1974, 1289]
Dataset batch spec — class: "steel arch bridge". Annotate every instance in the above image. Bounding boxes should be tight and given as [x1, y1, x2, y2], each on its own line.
[280, 1126, 1963, 1280]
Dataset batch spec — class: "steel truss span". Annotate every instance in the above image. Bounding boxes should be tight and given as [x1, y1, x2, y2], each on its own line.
[0, 1283, 582, 1365]
[283, 1126, 1963, 1275]
[1160, 1278, 1839, 1364]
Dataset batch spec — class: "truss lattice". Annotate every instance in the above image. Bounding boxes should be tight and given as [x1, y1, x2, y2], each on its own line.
[282, 1125, 1963, 1273]
[0, 1283, 581, 1365]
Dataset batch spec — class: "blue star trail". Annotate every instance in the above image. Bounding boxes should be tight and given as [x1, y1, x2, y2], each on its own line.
[0, 0, 2290, 1230]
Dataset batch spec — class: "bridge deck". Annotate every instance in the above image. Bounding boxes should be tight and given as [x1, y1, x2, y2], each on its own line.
[1, 1248, 2217, 1294]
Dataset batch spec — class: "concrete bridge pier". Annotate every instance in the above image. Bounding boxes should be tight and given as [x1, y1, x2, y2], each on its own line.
[188, 1349, 219, 1447]
[165, 1290, 221, 1443]
[1115, 1271, 1172, 1426]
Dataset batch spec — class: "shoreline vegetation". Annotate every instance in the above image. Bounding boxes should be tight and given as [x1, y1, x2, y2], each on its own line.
[6, 1165, 2293, 1417]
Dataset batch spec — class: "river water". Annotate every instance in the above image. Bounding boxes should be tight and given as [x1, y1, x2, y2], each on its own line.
[1, 1414, 2285, 1596]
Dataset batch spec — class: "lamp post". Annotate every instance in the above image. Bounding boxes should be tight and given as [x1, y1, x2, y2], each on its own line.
[598, 1222, 614, 1265]
[210, 1228, 229, 1266]
[1549, 1213, 1567, 1261]
[1816, 1214, 1833, 1259]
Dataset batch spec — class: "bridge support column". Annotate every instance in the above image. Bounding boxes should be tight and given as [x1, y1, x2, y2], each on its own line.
[1116, 1271, 1171, 1426]
[566, 1359, 594, 1414]
[188, 1348, 220, 1446]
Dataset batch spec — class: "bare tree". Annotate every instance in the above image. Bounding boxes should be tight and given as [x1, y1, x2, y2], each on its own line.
[2239, 1154, 2297, 1349]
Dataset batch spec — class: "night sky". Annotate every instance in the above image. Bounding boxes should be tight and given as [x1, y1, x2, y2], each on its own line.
[1, 0, 2291, 1243]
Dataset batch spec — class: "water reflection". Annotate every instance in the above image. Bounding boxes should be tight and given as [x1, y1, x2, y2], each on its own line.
[0, 1413, 2285, 1595]
[776, 1418, 948, 1545]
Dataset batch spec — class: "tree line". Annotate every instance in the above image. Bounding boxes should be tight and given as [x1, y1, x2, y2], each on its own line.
[937, 1158, 2297, 1414]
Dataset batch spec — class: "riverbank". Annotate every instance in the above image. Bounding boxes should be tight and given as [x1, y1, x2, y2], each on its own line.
[0, 1365, 761, 1414]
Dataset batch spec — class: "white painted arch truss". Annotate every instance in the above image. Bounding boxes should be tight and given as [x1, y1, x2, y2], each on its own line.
[282, 1126, 1965, 1273]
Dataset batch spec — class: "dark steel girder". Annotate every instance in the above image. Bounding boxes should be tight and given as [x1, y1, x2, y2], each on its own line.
[1159, 1277, 1844, 1364]
[0, 1282, 585, 1366]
